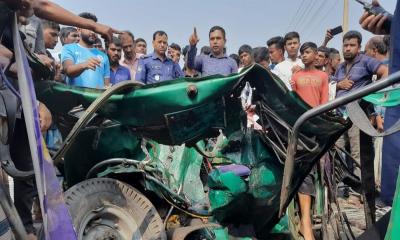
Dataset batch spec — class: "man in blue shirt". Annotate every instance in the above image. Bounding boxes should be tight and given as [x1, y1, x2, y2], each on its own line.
[135, 31, 183, 84]
[107, 36, 131, 85]
[187, 26, 238, 77]
[61, 12, 110, 89]
[334, 31, 388, 190]
[335, 31, 388, 100]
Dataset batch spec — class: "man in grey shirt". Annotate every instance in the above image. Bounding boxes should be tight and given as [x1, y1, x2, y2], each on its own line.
[186, 26, 238, 77]
[20, 15, 46, 54]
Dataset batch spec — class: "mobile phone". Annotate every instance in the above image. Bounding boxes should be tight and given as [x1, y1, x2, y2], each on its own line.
[355, 0, 391, 16]
[355, 0, 392, 32]
[330, 26, 343, 36]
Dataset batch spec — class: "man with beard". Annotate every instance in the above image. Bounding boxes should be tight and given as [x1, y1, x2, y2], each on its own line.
[334, 30, 388, 186]
[61, 12, 110, 88]
[107, 37, 131, 84]
[272, 32, 304, 90]
[135, 31, 183, 84]
[186, 26, 238, 76]
[335, 31, 388, 102]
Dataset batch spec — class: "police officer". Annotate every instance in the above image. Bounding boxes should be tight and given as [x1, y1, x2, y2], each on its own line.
[135, 30, 183, 84]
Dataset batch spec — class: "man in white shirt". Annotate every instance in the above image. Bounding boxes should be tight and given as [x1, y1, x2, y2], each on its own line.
[272, 31, 304, 90]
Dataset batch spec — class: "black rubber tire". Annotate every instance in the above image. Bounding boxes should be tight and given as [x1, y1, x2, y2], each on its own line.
[64, 178, 166, 240]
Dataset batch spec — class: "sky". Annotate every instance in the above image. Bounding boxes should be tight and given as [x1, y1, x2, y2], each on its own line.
[52, 0, 396, 56]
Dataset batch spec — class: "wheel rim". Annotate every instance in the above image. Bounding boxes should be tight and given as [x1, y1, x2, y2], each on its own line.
[78, 204, 142, 240]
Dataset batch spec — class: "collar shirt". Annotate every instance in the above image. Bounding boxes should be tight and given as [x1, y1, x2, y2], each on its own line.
[110, 65, 131, 85]
[333, 54, 382, 98]
[186, 45, 238, 76]
[61, 43, 110, 89]
[120, 53, 142, 81]
[272, 58, 304, 90]
[135, 52, 184, 84]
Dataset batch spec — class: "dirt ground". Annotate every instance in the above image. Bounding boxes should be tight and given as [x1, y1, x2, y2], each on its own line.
[338, 194, 389, 238]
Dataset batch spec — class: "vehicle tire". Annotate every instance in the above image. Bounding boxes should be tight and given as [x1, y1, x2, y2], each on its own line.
[64, 178, 166, 240]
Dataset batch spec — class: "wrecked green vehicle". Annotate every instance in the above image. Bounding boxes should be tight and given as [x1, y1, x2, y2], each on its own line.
[35, 64, 399, 239]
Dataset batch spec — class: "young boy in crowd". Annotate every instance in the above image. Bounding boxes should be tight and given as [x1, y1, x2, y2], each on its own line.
[291, 42, 329, 107]
[238, 44, 254, 69]
[291, 41, 329, 240]
[273, 31, 303, 90]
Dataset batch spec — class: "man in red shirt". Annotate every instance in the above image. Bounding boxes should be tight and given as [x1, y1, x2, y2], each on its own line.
[291, 42, 329, 107]
[291, 42, 329, 240]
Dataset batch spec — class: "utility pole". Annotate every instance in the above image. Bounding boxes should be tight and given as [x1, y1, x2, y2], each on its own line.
[343, 0, 349, 34]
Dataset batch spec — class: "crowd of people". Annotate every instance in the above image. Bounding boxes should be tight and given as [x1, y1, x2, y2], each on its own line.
[26, 12, 390, 107]
[0, 0, 398, 240]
